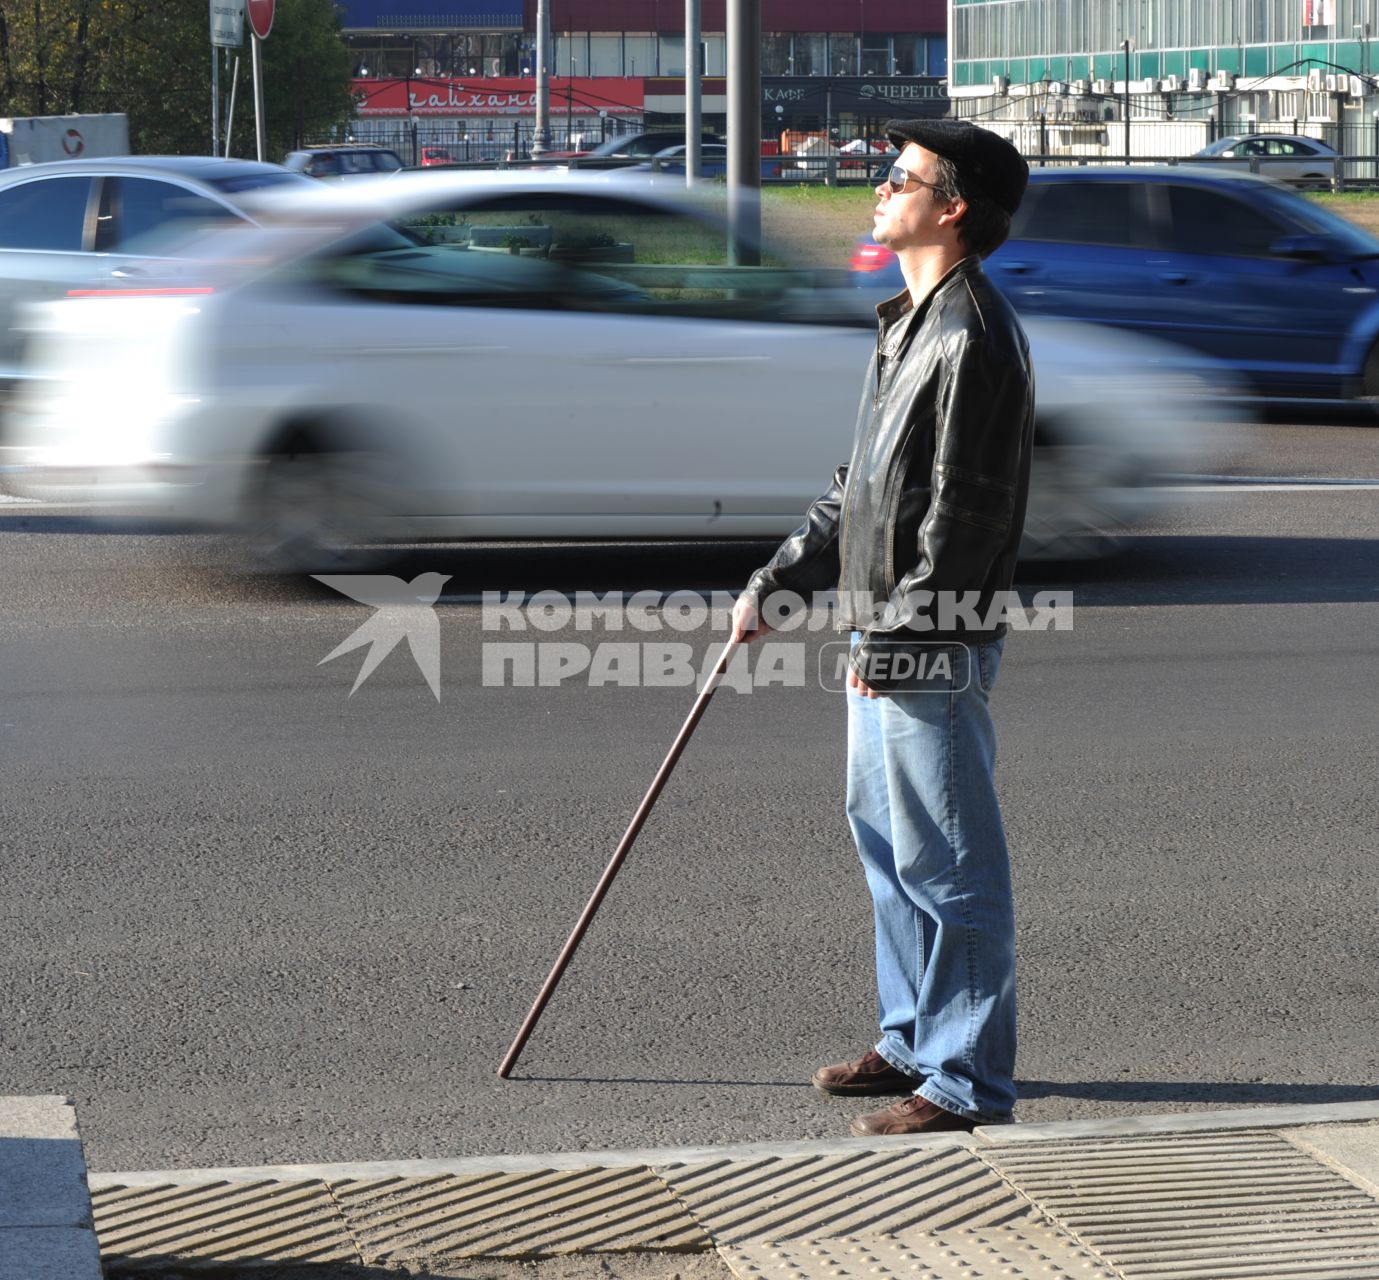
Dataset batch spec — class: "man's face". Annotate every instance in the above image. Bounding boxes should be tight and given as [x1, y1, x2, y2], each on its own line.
[871, 142, 960, 253]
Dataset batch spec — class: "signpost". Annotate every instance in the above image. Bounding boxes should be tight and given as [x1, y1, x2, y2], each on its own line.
[209, 1, 244, 162]
[247, 0, 274, 161]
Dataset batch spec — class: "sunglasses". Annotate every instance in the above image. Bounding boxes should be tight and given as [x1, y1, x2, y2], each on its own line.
[886, 164, 953, 199]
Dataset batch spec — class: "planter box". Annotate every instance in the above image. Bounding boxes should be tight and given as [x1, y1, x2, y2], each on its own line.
[467, 225, 554, 250]
[549, 242, 635, 264]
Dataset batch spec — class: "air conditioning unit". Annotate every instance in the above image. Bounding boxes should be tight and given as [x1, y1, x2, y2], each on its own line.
[1351, 75, 1366, 98]
[1160, 75, 1181, 93]
[992, 74, 1009, 95]
[1073, 79, 1090, 96]
[1049, 80, 1067, 96]
[1092, 79, 1110, 96]
[1307, 68, 1325, 92]
[1187, 67, 1207, 92]
[1325, 73, 1342, 93]
[1135, 78, 1157, 94]
[1212, 70, 1235, 91]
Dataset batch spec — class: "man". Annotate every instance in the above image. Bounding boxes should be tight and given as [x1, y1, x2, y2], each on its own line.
[732, 119, 1035, 1136]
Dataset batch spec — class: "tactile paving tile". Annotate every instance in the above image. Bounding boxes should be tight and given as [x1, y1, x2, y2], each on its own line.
[721, 1228, 1118, 1280]
[331, 1166, 711, 1260]
[980, 1128, 1379, 1279]
[91, 1180, 357, 1267]
[658, 1147, 1042, 1244]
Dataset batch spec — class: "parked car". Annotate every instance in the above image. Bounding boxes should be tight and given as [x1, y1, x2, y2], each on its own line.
[540, 131, 724, 164]
[0, 155, 310, 396]
[5, 172, 1224, 568]
[637, 144, 782, 180]
[419, 145, 456, 167]
[1194, 133, 1339, 186]
[283, 145, 404, 180]
[850, 164, 1379, 401]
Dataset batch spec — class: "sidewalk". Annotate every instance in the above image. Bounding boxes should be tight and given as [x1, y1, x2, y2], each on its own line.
[70, 1098, 1379, 1280]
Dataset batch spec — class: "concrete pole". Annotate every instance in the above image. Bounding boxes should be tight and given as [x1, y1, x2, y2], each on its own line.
[726, 0, 761, 264]
[533, 0, 552, 156]
[685, 0, 701, 185]
[252, 33, 267, 162]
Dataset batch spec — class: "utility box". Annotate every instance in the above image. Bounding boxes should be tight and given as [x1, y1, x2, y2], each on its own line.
[0, 114, 130, 168]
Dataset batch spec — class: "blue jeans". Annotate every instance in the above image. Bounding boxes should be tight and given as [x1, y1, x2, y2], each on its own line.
[845, 634, 1016, 1122]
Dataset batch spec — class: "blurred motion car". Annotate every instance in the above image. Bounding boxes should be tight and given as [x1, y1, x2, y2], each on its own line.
[1194, 133, 1339, 186]
[851, 165, 1379, 402]
[4, 172, 1221, 569]
[283, 145, 404, 180]
[0, 155, 311, 396]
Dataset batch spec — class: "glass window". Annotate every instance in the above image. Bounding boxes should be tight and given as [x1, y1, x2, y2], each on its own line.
[1013, 182, 1152, 248]
[623, 35, 656, 77]
[660, 34, 686, 76]
[588, 35, 621, 77]
[793, 34, 826, 76]
[0, 177, 91, 251]
[830, 34, 858, 76]
[762, 35, 791, 76]
[1163, 185, 1292, 257]
[105, 177, 241, 254]
[312, 193, 834, 324]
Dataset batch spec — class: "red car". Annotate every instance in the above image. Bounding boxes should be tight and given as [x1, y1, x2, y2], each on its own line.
[420, 146, 456, 167]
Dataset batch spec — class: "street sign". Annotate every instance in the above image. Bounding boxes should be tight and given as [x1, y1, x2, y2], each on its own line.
[210, 0, 244, 47]
[247, 0, 274, 40]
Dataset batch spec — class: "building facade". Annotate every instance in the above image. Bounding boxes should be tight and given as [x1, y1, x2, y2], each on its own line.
[341, 1, 948, 153]
[949, 0, 1378, 154]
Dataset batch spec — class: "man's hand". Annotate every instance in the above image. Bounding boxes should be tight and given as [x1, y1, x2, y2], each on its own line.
[731, 595, 772, 644]
[847, 667, 882, 699]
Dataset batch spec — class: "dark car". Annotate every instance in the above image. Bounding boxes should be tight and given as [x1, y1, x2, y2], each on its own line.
[850, 165, 1379, 401]
[283, 146, 404, 180]
[540, 131, 725, 164]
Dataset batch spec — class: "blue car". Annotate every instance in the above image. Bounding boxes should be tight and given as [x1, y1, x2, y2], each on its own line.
[850, 166, 1379, 401]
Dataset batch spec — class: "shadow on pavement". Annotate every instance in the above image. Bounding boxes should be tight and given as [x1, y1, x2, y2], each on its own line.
[1018, 1079, 1379, 1105]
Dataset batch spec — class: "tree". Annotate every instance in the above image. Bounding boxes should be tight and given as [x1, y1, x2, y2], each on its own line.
[0, 0, 358, 160]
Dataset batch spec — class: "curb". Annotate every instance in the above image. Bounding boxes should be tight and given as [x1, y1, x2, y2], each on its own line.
[87, 1101, 1379, 1279]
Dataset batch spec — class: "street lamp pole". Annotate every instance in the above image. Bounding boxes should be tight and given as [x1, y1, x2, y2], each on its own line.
[532, 0, 551, 157]
[1122, 37, 1132, 164]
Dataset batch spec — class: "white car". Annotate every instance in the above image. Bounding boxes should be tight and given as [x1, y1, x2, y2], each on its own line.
[3, 171, 1217, 568]
[1194, 134, 1339, 186]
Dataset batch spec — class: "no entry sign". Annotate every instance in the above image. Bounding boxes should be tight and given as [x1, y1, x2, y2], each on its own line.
[247, 0, 274, 39]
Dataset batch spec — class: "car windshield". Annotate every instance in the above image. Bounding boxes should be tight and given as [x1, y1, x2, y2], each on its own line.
[1254, 185, 1379, 256]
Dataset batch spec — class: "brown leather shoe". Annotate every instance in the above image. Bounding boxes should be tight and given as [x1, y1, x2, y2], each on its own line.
[849, 1095, 977, 1136]
[812, 1049, 921, 1097]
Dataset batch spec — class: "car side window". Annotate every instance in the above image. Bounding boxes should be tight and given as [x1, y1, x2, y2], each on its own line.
[372, 151, 403, 172]
[307, 194, 819, 322]
[1163, 184, 1292, 257]
[0, 177, 93, 251]
[104, 177, 242, 253]
[1239, 139, 1268, 156]
[1011, 183, 1152, 248]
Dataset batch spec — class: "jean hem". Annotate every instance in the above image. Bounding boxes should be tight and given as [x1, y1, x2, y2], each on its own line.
[875, 1038, 923, 1081]
[918, 1080, 1011, 1125]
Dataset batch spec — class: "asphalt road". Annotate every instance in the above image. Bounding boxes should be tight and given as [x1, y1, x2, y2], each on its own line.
[3, 420, 1379, 1174]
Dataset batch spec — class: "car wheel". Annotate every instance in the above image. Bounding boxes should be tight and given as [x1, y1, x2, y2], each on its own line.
[1021, 420, 1140, 560]
[245, 435, 391, 573]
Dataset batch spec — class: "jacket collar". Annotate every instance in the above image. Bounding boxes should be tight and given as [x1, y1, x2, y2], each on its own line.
[875, 254, 982, 329]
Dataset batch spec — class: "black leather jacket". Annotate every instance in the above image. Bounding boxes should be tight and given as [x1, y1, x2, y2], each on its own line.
[745, 256, 1035, 691]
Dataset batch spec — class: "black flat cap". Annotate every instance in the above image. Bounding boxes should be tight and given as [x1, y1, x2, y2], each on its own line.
[885, 118, 1029, 216]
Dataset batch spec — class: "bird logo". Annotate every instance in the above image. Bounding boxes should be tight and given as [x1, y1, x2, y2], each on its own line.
[314, 573, 452, 699]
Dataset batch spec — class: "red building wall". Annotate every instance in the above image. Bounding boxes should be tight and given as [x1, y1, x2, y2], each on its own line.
[524, 1, 944, 33]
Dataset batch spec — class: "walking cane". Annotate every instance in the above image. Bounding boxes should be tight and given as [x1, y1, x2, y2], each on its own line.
[498, 635, 742, 1078]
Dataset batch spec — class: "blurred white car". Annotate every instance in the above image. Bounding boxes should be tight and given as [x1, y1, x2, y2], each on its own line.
[3, 172, 1221, 568]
